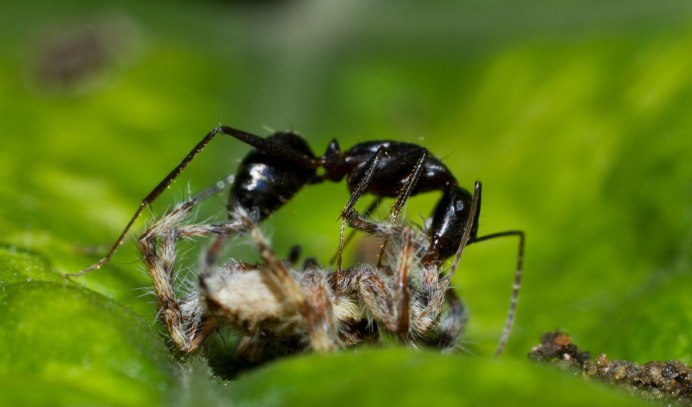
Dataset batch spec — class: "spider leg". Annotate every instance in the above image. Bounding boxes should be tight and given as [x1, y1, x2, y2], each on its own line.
[393, 228, 414, 341]
[136, 179, 243, 353]
[436, 288, 468, 351]
[354, 268, 398, 332]
[233, 208, 337, 352]
[353, 227, 416, 340]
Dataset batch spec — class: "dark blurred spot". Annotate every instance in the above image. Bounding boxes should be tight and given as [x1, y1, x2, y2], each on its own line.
[29, 14, 141, 94]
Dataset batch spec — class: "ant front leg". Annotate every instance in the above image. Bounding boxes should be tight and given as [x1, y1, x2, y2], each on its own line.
[375, 151, 427, 267]
[464, 184, 525, 356]
[69, 126, 319, 278]
[328, 196, 382, 266]
[336, 148, 428, 274]
[438, 181, 525, 356]
[336, 146, 387, 275]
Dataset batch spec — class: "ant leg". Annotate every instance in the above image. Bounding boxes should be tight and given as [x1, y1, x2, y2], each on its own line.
[415, 180, 479, 336]
[69, 126, 320, 278]
[336, 146, 387, 276]
[472, 229, 524, 357]
[233, 208, 337, 352]
[446, 181, 481, 281]
[328, 196, 382, 265]
[337, 147, 429, 273]
[376, 151, 427, 267]
[389, 151, 427, 222]
[201, 235, 228, 273]
[455, 181, 524, 356]
[464, 187, 524, 356]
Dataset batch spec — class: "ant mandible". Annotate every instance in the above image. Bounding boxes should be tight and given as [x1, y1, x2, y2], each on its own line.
[69, 126, 525, 352]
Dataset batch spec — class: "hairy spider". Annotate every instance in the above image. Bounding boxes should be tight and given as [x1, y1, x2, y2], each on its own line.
[136, 178, 477, 363]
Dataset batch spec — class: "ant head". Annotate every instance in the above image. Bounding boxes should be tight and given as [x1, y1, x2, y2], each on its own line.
[426, 187, 479, 262]
[321, 139, 347, 181]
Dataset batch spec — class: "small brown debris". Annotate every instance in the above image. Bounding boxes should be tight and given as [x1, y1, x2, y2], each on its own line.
[529, 330, 692, 405]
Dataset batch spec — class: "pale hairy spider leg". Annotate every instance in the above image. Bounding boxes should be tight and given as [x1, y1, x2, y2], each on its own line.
[138, 227, 218, 353]
[70, 126, 319, 278]
[136, 176, 241, 353]
[300, 271, 339, 348]
[355, 268, 398, 332]
[235, 209, 336, 352]
[394, 228, 414, 338]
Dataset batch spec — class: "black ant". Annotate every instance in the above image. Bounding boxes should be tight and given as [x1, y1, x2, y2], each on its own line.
[68, 125, 525, 354]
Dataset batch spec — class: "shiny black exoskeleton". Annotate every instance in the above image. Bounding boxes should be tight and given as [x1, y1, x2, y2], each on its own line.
[73, 125, 520, 276]
[227, 131, 479, 266]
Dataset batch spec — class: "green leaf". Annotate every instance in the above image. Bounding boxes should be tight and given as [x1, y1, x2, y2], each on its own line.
[229, 349, 651, 407]
[2, 0, 692, 405]
[0, 253, 176, 406]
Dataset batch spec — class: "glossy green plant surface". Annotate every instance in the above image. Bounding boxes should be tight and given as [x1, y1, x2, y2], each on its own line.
[1, 0, 690, 405]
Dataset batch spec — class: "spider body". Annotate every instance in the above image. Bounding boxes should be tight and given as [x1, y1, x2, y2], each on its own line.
[137, 186, 468, 363]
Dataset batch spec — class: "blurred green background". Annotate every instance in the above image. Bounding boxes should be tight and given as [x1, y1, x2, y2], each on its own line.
[1, 0, 691, 405]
